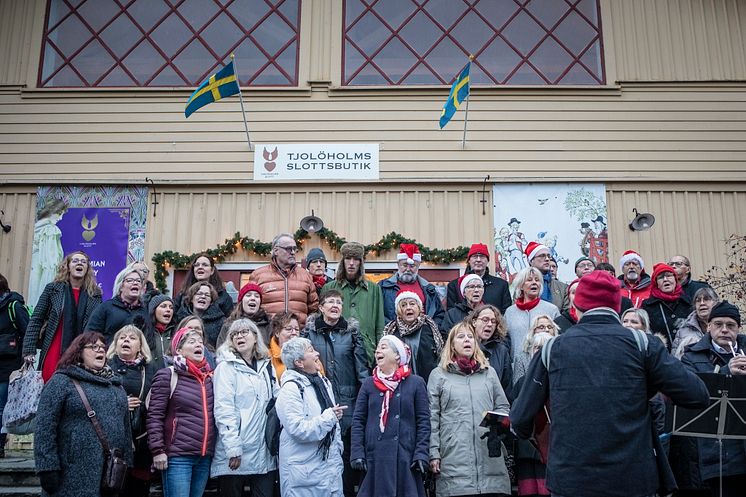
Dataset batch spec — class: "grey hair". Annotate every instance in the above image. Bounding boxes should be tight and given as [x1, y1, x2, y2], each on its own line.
[281, 337, 312, 370]
[511, 266, 544, 300]
[271, 233, 296, 249]
[621, 308, 651, 333]
[217, 318, 269, 360]
[112, 263, 142, 297]
[693, 286, 719, 302]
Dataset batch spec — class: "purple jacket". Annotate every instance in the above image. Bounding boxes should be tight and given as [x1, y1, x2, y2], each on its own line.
[146, 364, 216, 458]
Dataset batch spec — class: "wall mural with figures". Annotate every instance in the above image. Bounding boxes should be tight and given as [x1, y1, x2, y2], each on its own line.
[492, 183, 608, 284]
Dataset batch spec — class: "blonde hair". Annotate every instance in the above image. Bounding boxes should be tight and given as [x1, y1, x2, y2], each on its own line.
[106, 324, 152, 363]
[217, 318, 269, 361]
[54, 251, 101, 296]
[511, 266, 544, 300]
[530, 332, 554, 357]
[523, 314, 559, 354]
[112, 263, 143, 297]
[439, 321, 489, 370]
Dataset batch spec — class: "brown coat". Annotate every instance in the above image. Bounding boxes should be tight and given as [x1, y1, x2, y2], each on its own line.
[249, 261, 318, 326]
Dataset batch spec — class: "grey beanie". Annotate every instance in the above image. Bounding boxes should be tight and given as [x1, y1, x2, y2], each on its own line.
[305, 247, 327, 268]
[148, 293, 173, 317]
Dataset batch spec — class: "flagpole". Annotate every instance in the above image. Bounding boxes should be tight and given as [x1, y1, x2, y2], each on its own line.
[461, 56, 474, 150]
[230, 54, 253, 151]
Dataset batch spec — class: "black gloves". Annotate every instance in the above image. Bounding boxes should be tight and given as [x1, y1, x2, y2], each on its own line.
[481, 425, 507, 458]
[351, 458, 367, 472]
[39, 470, 61, 493]
[411, 459, 428, 474]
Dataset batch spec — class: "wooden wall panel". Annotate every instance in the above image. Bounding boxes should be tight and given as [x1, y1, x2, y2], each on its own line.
[0, 188, 37, 294]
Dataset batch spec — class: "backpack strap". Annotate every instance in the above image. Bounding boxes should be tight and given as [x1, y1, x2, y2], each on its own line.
[168, 366, 177, 398]
[541, 336, 558, 370]
[8, 301, 17, 330]
[284, 379, 304, 398]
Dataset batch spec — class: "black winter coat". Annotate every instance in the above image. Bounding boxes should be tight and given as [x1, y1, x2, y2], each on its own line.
[681, 334, 746, 481]
[143, 320, 177, 369]
[446, 271, 512, 315]
[641, 294, 692, 348]
[84, 296, 148, 345]
[34, 365, 132, 497]
[510, 308, 709, 497]
[175, 301, 225, 349]
[439, 301, 477, 338]
[174, 288, 234, 318]
[387, 322, 440, 383]
[480, 337, 513, 401]
[302, 314, 370, 434]
[0, 292, 28, 381]
[23, 282, 101, 362]
[553, 310, 576, 333]
[351, 374, 430, 497]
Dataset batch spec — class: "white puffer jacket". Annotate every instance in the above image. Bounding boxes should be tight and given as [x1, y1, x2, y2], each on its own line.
[210, 350, 277, 477]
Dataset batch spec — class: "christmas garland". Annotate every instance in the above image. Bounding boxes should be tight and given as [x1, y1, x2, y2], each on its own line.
[152, 228, 470, 292]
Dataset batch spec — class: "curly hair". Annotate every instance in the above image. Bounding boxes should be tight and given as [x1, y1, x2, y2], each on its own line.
[53, 251, 101, 297]
[467, 304, 508, 341]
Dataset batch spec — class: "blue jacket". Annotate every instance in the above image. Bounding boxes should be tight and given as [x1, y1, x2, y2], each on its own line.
[681, 334, 746, 481]
[379, 275, 444, 326]
[510, 308, 709, 497]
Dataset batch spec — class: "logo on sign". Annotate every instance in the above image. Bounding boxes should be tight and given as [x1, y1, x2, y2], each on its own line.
[81, 214, 98, 241]
[263, 147, 278, 172]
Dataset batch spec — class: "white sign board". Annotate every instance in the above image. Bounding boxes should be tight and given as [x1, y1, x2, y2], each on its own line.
[253, 143, 379, 181]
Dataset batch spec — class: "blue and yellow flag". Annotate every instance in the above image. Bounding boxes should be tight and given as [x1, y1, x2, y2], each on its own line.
[185, 61, 240, 118]
[439, 61, 471, 129]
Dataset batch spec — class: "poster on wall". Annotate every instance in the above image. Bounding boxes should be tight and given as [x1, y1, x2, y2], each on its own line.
[492, 183, 608, 284]
[27, 186, 148, 308]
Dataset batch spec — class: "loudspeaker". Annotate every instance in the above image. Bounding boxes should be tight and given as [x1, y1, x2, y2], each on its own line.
[629, 209, 655, 231]
[300, 210, 323, 233]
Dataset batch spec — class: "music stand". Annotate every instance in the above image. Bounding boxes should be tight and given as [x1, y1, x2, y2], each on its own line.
[672, 373, 746, 497]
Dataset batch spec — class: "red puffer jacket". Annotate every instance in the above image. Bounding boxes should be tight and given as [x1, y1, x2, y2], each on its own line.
[249, 261, 319, 326]
[146, 364, 216, 458]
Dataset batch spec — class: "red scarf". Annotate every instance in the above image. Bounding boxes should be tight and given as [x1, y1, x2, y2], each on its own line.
[186, 357, 213, 383]
[515, 297, 541, 311]
[155, 322, 166, 334]
[569, 307, 579, 323]
[372, 365, 411, 432]
[650, 284, 683, 303]
[312, 275, 327, 292]
[454, 357, 480, 375]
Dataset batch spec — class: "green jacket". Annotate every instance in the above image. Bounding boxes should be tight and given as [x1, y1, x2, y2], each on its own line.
[322, 278, 384, 365]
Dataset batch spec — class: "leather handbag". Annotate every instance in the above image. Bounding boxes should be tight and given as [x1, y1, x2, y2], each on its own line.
[71, 379, 128, 495]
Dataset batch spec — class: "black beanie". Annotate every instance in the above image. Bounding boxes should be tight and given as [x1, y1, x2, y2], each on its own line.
[708, 300, 741, 326]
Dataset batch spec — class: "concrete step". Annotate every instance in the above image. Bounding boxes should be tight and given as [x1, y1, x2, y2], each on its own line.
[0, 453, 37, 488]
[0, 487, 40, 497]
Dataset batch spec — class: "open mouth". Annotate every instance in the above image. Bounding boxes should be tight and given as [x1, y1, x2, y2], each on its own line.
[196, 297, 208, 306]
[246, 301, 259, 312]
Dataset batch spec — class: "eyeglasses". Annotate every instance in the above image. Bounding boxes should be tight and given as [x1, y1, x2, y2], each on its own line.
[695, 296, 714, 304]
[577, 262, 595, 269]
[477, 317, 497, 325]
[231, 330, 251, 337]
[84, 344, 106, 352]
[282, 326, 300, 332]
[277, 245, 298, 254]
[710, 320, 739, 332]
[323, 299, 344, 306]
[535, 324, 555, 331]
[668, 261, 688, 267]
[124, 277, 142, 284]
[533, 254, 551, 260]
[470, 254, 488, 260]
[195, 291, 212, 298]
[464, 284, 484, 290]
[70, 258, 88, 265]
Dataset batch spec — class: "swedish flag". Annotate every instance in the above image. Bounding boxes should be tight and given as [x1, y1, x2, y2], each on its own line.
[439, 62, 471, 129]
[185, 61, 240, 118]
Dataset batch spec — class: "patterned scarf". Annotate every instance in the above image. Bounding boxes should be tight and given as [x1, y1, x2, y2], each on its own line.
[372, 365, 411, 432]
[81, 364, 114, 379]
[174, 354, 213, 383]
[383, 314, 444, 354]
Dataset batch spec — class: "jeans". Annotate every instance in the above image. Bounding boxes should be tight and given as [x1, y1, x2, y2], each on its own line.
[0, 382, 8, 435]
[163, 455, 211, 497]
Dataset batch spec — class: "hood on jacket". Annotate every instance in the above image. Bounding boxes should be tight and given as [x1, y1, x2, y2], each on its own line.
[217, 348, 270, 373]
[0, 291, 25, 310]
[618, 273, 652, 290]
[304, 314, 359, 336]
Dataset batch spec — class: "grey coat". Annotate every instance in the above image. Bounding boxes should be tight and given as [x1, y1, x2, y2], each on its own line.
[34, 365, 132, 497]
[427, 365, 511, 497]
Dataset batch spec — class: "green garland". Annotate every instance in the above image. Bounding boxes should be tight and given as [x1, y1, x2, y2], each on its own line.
[152, 228, 470, 293]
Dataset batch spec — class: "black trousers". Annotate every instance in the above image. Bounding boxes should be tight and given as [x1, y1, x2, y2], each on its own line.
[218, 471, 276, 497]
[706, 474, 746, 497]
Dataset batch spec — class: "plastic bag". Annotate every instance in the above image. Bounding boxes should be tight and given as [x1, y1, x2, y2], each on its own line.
[2, 363, 43, 435]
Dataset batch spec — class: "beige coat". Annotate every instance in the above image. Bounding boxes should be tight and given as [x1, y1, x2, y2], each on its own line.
[427, 364, 511, 497]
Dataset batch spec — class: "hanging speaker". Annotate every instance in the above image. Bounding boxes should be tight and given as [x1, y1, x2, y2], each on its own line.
[629, 208, 655, 231]
[300, 210, 324, 233]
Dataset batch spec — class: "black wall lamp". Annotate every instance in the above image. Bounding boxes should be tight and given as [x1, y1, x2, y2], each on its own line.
[0, 210, 11, 233]
[299, 210, 324, 233]
[629, 208, 655, 231]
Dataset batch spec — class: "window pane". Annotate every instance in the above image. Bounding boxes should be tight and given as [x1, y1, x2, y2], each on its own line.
[39, 0, 300, 87]
[343, 0, 605, 85]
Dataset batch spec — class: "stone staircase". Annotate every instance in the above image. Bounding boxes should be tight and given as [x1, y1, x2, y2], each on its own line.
[0, 450, 39, 497]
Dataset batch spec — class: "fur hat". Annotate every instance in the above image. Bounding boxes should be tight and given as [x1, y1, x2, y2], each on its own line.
[148, 294, 173, 317]
[573, 270, 621, 313]
[340, 242, 365, 260]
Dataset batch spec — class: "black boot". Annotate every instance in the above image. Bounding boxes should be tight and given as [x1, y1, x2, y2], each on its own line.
[0, 433, 7, 458]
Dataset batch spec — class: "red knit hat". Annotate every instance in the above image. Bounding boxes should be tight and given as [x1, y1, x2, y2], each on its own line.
[651, 263, 676, 283]
[524, 241, 549, 262]
[397, 243, 422, 264]
[573, 271, 621, 313]
[238, 282, 262, 303]
[467, 243, 490, 261]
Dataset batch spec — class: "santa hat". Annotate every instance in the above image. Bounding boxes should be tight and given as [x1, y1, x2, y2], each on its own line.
[397, 243, 422, 264]
[619, 250, 644, 270]
[459, 273, 483, 297]
[379, 335, 411, 366]
[467, 243, 490, 261]
[524, 241, 549, 262]
[395, 291, 422, 309]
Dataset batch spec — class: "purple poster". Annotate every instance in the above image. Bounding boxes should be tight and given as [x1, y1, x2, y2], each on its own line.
[58, 207, 131, 300]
